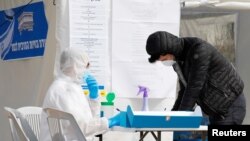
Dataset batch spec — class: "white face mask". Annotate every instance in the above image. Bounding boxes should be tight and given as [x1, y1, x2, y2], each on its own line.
[74, 65, 87, 84]
[161, 60, 176, 66]
[82, 70, 90, 82]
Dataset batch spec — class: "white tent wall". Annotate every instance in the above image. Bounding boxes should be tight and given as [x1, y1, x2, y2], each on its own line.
[237, 11, 250, 124]
[181, 7, 250, 124]
[0, 0, 56, 140]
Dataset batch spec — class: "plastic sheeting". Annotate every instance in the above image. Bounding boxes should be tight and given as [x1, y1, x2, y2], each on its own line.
[181, 0, 250, 10]
[54, 0, 70, 76]
[180, 13, 237, 63]
[215, 2, 250, 10]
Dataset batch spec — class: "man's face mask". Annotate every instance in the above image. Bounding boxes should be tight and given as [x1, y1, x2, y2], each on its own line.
[161, 60, 176, 66]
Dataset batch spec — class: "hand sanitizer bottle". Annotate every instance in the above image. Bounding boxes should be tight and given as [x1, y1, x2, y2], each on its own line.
[137, 85, 149, 111]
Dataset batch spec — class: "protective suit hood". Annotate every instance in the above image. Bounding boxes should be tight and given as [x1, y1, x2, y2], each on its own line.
[146, 31, 184, 63]
[60, 48, 89, 83]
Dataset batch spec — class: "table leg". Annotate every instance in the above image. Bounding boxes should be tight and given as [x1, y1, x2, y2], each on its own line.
[95, 134, 102, 141]
[150, 131, 158, 140]
[139, 131, 162, 141]
[201, 131, 207, 141]
[150, 131, 161, 141]
[157, 131, 161, 141]
[139, 131, 149, 141]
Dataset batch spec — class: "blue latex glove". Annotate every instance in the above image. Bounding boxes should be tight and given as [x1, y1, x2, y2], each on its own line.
[85, 74, 99, 99]
[108, 112, 121, 128]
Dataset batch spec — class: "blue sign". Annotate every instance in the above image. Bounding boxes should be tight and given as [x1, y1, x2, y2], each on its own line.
[0, 1, 48, 60]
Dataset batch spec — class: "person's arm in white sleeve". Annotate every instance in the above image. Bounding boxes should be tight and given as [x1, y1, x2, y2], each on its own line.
[88, 98, 101, 117]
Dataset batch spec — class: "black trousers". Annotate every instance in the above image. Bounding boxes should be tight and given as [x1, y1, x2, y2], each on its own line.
[209, 94, 246, 125]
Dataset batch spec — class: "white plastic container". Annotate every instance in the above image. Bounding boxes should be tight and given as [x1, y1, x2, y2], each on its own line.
[101, 104, 114, 118]
[100, 92, 116, 118]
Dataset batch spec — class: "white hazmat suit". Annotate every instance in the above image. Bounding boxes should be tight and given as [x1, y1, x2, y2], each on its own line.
[39, 48, 109, 141]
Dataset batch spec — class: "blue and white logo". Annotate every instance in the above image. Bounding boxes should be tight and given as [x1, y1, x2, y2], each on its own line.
[0, 1, 48, 60]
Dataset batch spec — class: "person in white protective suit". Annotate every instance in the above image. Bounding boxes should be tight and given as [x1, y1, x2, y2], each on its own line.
[40, 47, 121, 141]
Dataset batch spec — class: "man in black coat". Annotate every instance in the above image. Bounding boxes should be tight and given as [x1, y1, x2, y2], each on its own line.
[146, 31, 246, 125]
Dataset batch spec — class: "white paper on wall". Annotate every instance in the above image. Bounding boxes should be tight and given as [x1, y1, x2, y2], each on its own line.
[112, 0, 180, 98]
[69, 0, 111, 89]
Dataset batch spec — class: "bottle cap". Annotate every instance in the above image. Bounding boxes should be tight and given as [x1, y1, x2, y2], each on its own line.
[101, 92, 115, 106]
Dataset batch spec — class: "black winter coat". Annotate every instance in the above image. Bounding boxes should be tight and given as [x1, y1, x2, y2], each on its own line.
[171, 37, 244, 117]
[146, 31, 244, 118]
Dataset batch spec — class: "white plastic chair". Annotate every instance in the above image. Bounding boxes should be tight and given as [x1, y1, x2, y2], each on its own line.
[4, 107, 38, 141]
[44, 108, 87, 141]
[16, 106, 42, 140]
